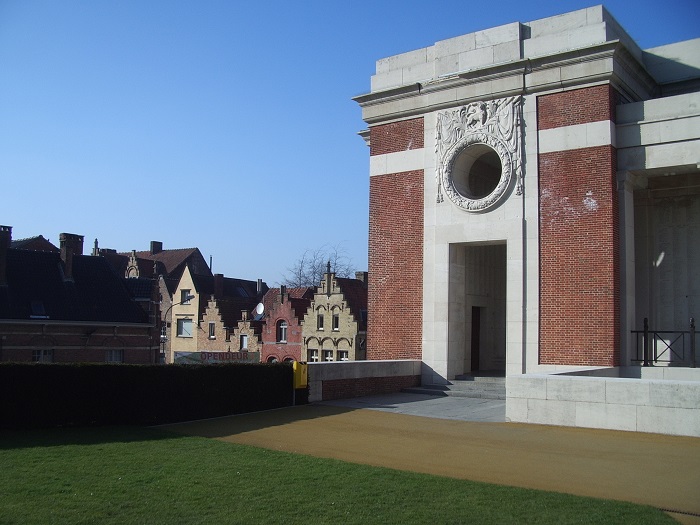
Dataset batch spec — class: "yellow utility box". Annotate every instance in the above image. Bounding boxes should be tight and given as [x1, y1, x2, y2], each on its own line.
[292, 361, 308, 389]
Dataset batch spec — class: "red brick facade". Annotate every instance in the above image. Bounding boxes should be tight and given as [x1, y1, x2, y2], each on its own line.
[0, 324, 156, 364]
[369, 118, 424, 156]
[261, 299, 305, 363]
[538, 85, 620, 366]
[537, 84, 619, 130]
[368, 169, 424, 360]
[321, 375, 420, 401]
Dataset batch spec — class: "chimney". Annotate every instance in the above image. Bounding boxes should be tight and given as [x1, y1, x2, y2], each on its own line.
[59, 233, 84, 281]
[214, 273, 224, 298]
[0, 225, 12, 286]
[150, 241, 163, 255]
[92, 238, 99, 256]
[279, 285, 287, 303]
[257, 278, 263, 296]
[241, 310, 248, 322]
[355, 271, 368, 284]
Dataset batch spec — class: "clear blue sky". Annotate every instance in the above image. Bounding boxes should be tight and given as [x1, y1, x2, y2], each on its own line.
[1, 0, 697, 284]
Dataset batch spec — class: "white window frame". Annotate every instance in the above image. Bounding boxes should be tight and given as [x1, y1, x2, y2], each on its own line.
[240, 334, 248, 350]
[332, 313, 340, 331]
[317, 314, 324, 331]
[323, 349, 334, 362]
[208, 322, 216, 339]
[180, 289, 192, 304]
[338, 350, 349, 361]
[277, 320, 288, 343]
[177, 318, 193, 337]
[308, 349, 319, 362]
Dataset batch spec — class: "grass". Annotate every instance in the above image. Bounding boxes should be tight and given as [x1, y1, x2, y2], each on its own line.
[0, 426, 676, 525]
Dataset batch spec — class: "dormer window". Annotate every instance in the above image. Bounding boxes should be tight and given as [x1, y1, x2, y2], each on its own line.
[181, 290, 192, 304]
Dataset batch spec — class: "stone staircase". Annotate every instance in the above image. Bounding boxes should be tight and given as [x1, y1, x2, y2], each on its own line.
[403, 372, 506, 400]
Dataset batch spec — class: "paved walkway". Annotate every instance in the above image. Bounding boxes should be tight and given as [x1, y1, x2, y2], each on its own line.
[163, 393, 700, 523]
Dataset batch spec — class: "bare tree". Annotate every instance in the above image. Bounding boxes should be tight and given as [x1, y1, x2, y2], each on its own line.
[282, 244, 355, 288]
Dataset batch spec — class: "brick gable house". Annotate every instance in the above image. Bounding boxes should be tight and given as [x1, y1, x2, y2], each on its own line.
[167, 267, 267, 362]
[260, 286, 314, 363]
[0, 226, 156, 363]
[301, 267, 367, 363]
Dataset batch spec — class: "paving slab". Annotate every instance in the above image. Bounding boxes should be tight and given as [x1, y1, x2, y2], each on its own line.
[163, 393, 700, 522]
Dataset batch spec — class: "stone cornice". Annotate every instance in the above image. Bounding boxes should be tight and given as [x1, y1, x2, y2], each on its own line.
[355, 41, 660, 125]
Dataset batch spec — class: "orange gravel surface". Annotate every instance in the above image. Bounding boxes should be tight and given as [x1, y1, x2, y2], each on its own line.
[163, 404, 700, 522]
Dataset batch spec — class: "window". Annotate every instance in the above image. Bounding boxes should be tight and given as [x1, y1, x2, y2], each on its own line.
[323, 350, 334, 362]
[106, 349, 124, 363]
[276, 320, 288, 342]
[332, 313, 339, 331]
[160, 322, 168, 341]
[177, 318, 193, 337]
[317, 314, 324, 330]
[308, 349, 319, 362]
[240, 334, 248, 350]
[208, 322, 216, 339]
[338, 350, 349, 361]
[181, 290, 192, 304]
[32, 349, 53, 362]
[267, 356, 278, 363]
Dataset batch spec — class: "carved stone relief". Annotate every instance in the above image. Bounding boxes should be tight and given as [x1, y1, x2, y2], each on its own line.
[435, 96, 523, 211]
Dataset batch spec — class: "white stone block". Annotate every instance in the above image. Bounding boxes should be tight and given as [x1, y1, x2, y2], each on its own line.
[636, 405, 700, 437]
[458, 46, 494, 72]
[435, 33, 477, 57]
[546, 376, 606, 402]
[649, 381, 700, 409]
[376, 47, 429, 74]
[605, 378, 650, 405]
[506, 376, 547, 399]
[527, 7, 592, 38]
[527, 398, 576, 426]
[371, 69, 404, 92]
[575, 401, 637, 431]
[505, 396, 528, 422]
[402, 61, 435, 85]
[475, 22, 520, 48]
[493, 40, 521, 63]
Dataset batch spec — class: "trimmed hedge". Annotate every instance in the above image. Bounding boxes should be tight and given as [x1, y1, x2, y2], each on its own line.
[0, 362, 296, 429]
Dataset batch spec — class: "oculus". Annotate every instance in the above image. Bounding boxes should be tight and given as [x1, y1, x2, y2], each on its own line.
[436, 96, 522, 212]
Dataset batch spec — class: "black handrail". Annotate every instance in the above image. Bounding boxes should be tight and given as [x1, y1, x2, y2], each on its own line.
[631, 317, 697, 367]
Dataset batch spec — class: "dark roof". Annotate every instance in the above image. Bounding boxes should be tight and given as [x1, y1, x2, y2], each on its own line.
[192, 274, 269, 319]
[10, 235, 59, 253]
[214, 297, 264, 334]
[100, 246, 212, 281]
[126, 248, 211, 279]
[122, 277, 154, 300]
[336, 277, 368, 331]
[0, 249, 149, 324]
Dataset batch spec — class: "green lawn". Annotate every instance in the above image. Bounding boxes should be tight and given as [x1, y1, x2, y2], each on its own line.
[0, 426, 675, 524]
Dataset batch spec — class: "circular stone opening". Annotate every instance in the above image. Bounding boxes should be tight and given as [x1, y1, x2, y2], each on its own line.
[451, 144, 502, 200]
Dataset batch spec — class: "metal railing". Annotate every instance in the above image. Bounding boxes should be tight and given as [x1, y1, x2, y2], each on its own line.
[631, 318, 697, 367]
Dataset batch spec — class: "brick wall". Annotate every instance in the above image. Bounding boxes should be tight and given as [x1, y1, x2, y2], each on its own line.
[369, 118, 424, 156]
[367, 117, 424, 361]
[368, 170, 424, 360]
[538, 85, 620, 366]
[537, 85, 619, 130]
[321, 375, 420, 401]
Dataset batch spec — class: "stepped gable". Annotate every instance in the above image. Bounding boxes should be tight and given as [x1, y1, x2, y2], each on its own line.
[335, 277, 368, 331]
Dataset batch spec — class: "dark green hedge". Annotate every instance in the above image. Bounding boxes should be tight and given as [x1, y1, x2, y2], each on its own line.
[0, 362, 297, 429]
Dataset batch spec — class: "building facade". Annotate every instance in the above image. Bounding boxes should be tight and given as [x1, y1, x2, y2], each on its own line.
[0, 227, 156, 364]
[355, 6, 699, 433]
[301, 268, 368, 363]
[260, 286, 313, 363]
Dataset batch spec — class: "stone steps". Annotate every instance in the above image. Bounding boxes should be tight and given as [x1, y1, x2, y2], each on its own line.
[403, 375, 506, 400]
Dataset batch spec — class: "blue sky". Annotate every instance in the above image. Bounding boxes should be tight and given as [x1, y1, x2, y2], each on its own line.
[1, 0, 697, 284]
